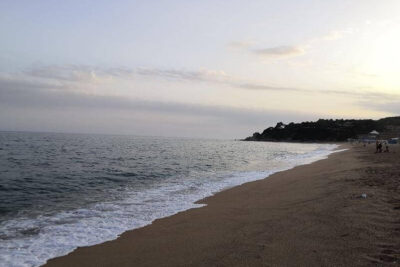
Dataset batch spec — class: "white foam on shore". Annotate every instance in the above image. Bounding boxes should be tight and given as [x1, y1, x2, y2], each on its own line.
[0, 144, 338, 267]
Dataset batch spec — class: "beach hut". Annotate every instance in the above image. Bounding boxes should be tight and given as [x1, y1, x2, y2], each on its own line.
[368, 130, 379, 140]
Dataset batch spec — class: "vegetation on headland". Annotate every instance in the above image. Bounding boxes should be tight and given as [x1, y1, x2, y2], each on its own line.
[244, 116, 400, 142]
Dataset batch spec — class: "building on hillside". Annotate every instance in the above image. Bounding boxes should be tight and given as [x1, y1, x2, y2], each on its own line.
[369, 130, 379, 137]
[357, 130, 380, 143]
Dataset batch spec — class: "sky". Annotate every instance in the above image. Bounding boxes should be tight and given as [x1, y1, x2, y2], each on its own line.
[1, 0, 400, 138]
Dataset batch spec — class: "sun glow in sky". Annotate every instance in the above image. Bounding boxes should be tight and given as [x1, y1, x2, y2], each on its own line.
[0, 0, 399, 138]
[361, 26, 400, 90]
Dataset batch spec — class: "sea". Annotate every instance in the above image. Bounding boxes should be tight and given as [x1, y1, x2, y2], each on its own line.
[0, 131, 338, 267]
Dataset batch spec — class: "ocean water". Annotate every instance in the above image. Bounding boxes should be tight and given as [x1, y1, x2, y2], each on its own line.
[0, 132, 338, 267]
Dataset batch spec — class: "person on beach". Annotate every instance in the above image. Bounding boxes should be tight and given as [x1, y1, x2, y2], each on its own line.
[384, 142, 389, 153]
[375, 141, 383, 153]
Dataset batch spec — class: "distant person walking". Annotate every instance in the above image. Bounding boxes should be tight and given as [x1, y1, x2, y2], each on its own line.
[375, 141, 383, 153]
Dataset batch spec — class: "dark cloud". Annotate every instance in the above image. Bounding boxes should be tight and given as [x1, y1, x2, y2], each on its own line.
[0, 80, 311, 125]
[0, 76, 321, 138]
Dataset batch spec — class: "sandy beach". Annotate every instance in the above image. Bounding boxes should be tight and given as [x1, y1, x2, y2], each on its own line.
[44, 144, 400, 266]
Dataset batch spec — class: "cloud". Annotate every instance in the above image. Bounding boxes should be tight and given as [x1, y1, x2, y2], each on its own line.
[0, 72, 65, 91]
[228, 40, 305, 58]
[134, 68, 231, 83]
[0, 76, 303, 124]
[2, 64, 399, 137]
[235, 80, 400, 101]
[27, 65, 99, 82]
[0, 75, 322, 139]
[236, 83, 304, 93]
[3, 65, 400, 101]
[358, 100, 400, 115]
[229, 27, 354, 61]
[14, 65, 309, 93]
[322, 31, 344, 41]
[252, 45, 305, 57]
[321, 29, 354, 41]
[23, 65, 232, 85]
[25, 65, 123, 85]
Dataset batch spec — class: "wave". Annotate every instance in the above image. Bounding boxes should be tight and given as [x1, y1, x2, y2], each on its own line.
[0, 144, 338, 267]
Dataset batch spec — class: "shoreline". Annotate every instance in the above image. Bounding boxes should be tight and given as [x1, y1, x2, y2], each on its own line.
[44, 144, 399, 266]
[0, 141, 337, 267]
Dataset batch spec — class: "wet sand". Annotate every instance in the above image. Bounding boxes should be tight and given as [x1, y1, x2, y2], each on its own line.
[44, 144, 400, 266]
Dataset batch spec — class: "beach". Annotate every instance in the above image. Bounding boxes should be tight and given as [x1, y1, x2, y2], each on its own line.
[3, 1, 400, 266]
[44, 144, 400, 266]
